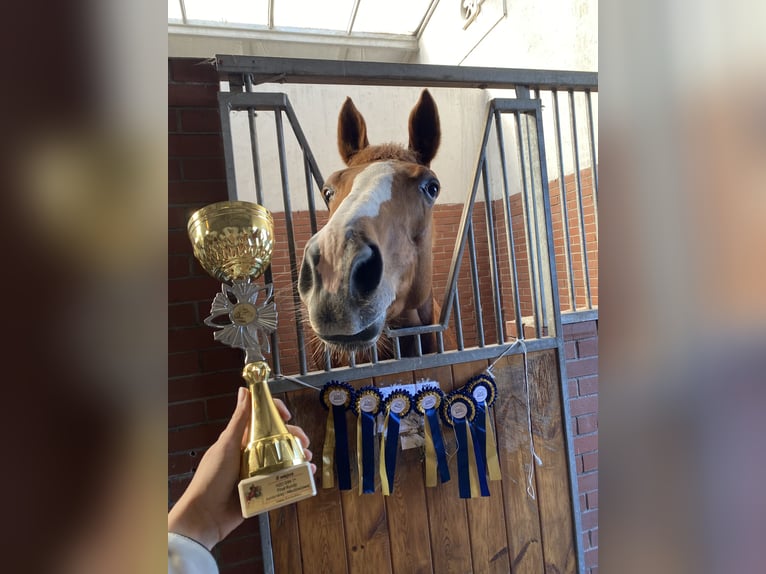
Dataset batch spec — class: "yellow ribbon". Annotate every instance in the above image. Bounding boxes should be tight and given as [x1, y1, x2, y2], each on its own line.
[322, 407, 336, 489]
[423, 415, 437, 487]
[379, 406, 391, 496]
[484, 410, 502, 481]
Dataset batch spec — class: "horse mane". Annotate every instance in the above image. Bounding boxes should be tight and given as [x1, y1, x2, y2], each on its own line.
[345, 143, 420, 167]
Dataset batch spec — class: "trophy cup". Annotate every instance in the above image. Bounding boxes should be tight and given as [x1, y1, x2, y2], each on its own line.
[187, 201, 317, 518]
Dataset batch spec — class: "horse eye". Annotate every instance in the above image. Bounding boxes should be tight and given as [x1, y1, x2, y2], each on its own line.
[420, 179, 440, 200]
[322, 186, 335, 203]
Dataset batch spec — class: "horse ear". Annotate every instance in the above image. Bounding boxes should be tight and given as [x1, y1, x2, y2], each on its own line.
[408, 89, 441, 166]
[337, 97, 369, 165]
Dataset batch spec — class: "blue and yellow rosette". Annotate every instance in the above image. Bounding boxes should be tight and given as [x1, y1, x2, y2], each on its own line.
[463, 373, 502, 482]
[413, 387, 450, 487]
[319, 381, 355, 491]
[379, 389, 412, 496]
[352, 386, 383, 495]
[440, 392, 490, 498]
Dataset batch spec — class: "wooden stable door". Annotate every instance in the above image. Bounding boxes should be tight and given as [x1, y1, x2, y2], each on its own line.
[270, 349, 576, 573]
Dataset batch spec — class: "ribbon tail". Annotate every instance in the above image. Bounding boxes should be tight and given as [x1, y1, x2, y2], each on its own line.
[423, 414, 437, 487]
[322, 408, 336, 489]
[484, 409, 502, 481]
[427, 409, 450, 484]
[361, 412, 376, 494]
[379, 410, 391, 496]
[383, 412, 400, 495]
[357, 414, 364, 495]
[332, 405, 351, 491]
[468, 422, 490, 497]
[455, 420, 471, 499]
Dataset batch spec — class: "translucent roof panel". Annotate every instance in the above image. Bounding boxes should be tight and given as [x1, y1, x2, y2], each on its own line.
[168, 0, 182, 22]
[273, 0, 356, 31]
[182, 0, 269, 27]
[352, 0, 432, 35]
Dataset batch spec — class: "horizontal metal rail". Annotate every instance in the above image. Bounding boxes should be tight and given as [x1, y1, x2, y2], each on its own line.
[215, 55, 598, 91]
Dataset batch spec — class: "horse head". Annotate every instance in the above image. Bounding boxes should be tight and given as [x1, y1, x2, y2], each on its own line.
[298, 89, 441, 356]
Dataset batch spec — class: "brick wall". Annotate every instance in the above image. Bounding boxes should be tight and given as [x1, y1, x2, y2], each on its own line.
[168, 57, 598, 574]
[564, 319, 599, 574]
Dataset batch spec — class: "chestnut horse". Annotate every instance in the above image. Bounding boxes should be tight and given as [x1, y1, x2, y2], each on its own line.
[298, 89, 443, 358]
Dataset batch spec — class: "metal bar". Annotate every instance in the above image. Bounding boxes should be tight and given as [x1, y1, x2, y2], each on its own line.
[324, 348, 332, 371]
[258, 514, 274, 574]
[453, 285, 464, 351]
[467, 222, 485, 347]
[586, 90, 599, 235]
[439, 106, 495, 327]
[552, 89, 576, 311]
[179, 0, 187, 24]
[346, 0, 361, 34]
[514, 110, 540, 337]
[568, 90, 592, 309]
[244, 75, 265, 204]
[281, 97, 325, 189]
[303, 156, 318, 235]
[415, 0, 441, 39]
[481, 157, 505, 344]
[268, 338, 561, 392]
[217, 95, 239, 200]
[267, 0, 274, 29]
[493, 107, 524, 341]
[215, 55, 599, 91]
[561, 309, 598, 324]
[523, 110, 548, 337]
[531, 101, 586, 574]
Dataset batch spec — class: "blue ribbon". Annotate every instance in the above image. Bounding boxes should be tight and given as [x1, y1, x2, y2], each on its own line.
[384, 411, 401, 492]
[454, 418, 472, 499]
[426, 408, 450, 484]
[361, 411, 376, 494]
[332, 404, 351, 491]
[469, 415, 491, 497]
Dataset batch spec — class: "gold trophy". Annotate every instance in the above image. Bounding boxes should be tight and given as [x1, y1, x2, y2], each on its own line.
[187, 201, 317, 518]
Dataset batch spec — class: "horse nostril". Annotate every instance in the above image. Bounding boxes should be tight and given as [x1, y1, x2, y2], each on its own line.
[299, 240, 320, 297]
[350, 242, 383, 299]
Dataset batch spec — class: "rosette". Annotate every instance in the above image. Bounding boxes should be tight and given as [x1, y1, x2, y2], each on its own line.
[463, 373, 502, 482]
[352, 386, 383, 494]
[319, 381, 355, 491]
[413, 387, 450, 487]
[379, 389, 413, 496]
[441, 391, 489, 499]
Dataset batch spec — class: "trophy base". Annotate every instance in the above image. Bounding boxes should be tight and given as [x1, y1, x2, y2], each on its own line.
[238, 461, 317, 518]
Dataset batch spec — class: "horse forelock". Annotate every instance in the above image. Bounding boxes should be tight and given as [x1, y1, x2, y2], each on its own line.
[346, 143, 420, 167]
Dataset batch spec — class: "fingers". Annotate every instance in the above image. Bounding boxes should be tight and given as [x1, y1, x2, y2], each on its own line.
[287, 424, 310, 450]
[222, 387, 251, 444]
[273, 398, 292, 422]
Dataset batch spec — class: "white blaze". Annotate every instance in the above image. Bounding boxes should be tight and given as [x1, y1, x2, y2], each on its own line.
[324, 161, 395, 230]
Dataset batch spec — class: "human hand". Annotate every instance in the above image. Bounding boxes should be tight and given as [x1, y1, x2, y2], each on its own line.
[168, 387, 314, 550]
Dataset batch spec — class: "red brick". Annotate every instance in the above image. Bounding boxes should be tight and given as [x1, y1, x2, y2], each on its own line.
[565, 341, 577, 359]
[170, 58, 220, 84]
[182, 157, 226, 180]
[577, 337, 598, 357]
[169, 83, 218, 107]
[581, 509, 598, 530]
[201, 347, 244, 372]
[206, 392, 241, 421]
[578, 471, 598, 493]
[567, 357, 598, 378]
[567, 380, 578, 398]
[181, 109, 221, 133]
[169, 158, 182, 181]
[569, 395, 597, 417]
[563, 320, 597, 340]
[585, 547, 598, 567]
[169, 180, 228, 204]
[589, 528, 598, 547]
[582, 452, 598, 472]
[578, 375, 598, 396]
[169, 205, 202, 230]
[219, 560, 264, 574]
[169, 133, 223, 157]
[577, 413, 598, 434]
[169, 352, 200, 377]
[169, 276, 220, 303]
[169, 303, 197, 328]
[574, 434, 598, 454]
[168, 371, 241, 402]
[168, 476, 192, 505]
[587, 491, 598, 509]
[169, 110, 179, 133]
[169, 255, 191, 279]
[168, 421, 224, 452]
[168, 400, 206, 427]
[169, 327, 218, 353]
[169, 452, 197, 476]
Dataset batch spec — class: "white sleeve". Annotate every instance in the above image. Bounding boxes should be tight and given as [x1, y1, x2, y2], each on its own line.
[168, 532, 219, 574]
